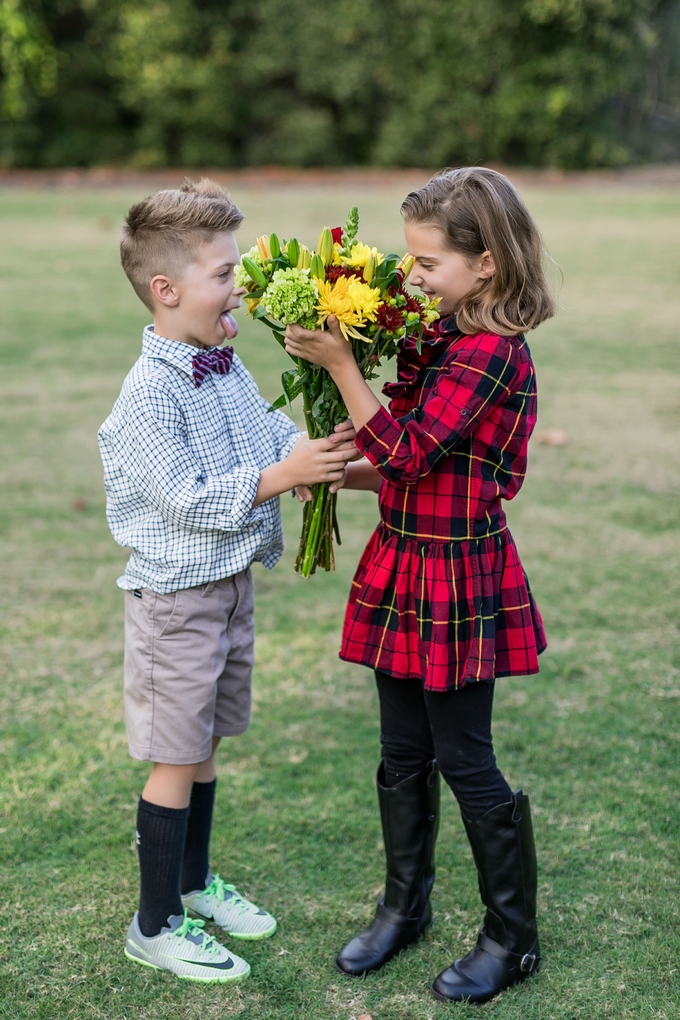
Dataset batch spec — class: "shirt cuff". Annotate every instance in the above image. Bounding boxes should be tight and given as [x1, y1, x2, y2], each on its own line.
[354, 405, 404, 468]
[278, 429, 304, 462]
[218, 466, 264, 532]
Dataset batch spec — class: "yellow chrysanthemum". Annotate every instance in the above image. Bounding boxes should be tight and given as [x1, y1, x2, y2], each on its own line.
[339, 242, 385, 270]
[346, 276, 382, 321]
[317, 276, 382, 341]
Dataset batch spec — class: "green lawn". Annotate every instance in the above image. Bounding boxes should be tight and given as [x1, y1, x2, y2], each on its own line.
[1, 177, 679, 1020]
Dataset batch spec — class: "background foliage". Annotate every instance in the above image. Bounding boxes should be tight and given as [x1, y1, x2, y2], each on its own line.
[1, 0, 679, 169]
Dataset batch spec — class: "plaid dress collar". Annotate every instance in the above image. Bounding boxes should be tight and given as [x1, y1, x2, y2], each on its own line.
[385, 316, 462, 403]
[402, 314, 460, 353]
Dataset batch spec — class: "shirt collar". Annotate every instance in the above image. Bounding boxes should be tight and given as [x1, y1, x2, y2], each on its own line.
[141, 325, 208, 379]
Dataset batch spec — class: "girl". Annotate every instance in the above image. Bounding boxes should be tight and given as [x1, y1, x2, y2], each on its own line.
[285, 167, 555, 1004]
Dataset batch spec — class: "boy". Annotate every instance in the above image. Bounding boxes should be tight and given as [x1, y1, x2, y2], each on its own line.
[98, 178, 354, 983]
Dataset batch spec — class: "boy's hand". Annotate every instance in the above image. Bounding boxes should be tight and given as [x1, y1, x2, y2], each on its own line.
[284, 315, 355, 372]
[254, 431, 356, 506]
[294, 420, 356, 500]
[285, 434, 354, 487]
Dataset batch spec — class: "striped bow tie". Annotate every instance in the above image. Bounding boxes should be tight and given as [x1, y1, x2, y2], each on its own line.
[191, 345, 234, 387]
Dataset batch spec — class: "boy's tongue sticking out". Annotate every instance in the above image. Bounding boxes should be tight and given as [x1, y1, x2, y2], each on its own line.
[220, 311, 238, 339]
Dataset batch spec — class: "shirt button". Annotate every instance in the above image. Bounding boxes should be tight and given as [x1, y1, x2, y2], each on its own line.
[460, 408, 469, 417]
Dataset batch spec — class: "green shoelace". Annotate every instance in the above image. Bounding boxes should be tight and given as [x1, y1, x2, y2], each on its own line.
[201, 874, 250, 912]
[172, 909, 223, 958]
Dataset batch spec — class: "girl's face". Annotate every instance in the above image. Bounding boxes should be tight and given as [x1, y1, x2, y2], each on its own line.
[404, 221, 495, 316]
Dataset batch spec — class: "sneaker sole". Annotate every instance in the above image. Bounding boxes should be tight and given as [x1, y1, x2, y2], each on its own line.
[226, 919, 277, 941]
[124, 947, 250, 984]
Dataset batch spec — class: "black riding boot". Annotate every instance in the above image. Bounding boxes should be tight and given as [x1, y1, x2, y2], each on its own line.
[335, 760, 440, 976]
[431, 790, 540, 1004]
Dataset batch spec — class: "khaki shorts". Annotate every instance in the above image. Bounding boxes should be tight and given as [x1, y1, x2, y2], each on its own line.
[123, 569, 254, 764]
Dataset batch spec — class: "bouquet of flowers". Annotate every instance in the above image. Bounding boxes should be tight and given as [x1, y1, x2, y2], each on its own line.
[235, 207, 440, 577]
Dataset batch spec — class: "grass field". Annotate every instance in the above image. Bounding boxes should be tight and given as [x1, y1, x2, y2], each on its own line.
[1, 176, 679, 1020]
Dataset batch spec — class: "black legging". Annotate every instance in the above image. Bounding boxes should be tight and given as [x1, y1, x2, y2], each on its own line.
[376, 671, 512, 821]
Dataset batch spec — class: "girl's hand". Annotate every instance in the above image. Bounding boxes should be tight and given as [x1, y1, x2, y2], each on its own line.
[329, 466, 348, 494]
[328, 417, 361, 458]
[284, 315, 355, 372]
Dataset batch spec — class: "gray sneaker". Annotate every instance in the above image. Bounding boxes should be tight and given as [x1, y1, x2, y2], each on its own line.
[182, 872, 277, 940]
[124, 910, 250, 983]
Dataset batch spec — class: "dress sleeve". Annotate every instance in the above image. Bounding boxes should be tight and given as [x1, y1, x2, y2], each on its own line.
[121, 384, 264, 533]
[355, 336, 521, 486]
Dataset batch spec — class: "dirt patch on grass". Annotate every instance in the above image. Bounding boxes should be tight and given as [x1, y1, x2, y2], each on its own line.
[1, 163, 680, 190]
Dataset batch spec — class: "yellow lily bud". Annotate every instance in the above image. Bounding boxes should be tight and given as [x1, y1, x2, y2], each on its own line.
[297, 245, 311, 269]
[317, 227, 334, 266]
[256, 235, 271, 261]
[363, 256, 376, 284]
[397, 253, 415, 280]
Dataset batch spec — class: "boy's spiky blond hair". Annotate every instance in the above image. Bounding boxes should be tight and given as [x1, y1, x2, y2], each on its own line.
[120, 178, 244, 310]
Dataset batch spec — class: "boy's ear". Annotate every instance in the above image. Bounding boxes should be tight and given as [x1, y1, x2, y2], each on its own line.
[149, 274, 180, 307]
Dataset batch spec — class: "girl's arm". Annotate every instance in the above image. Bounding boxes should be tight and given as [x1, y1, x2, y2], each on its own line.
[285, 317, 522, 486]
[285, 317, 381, 433]
[342, 458, 382, 492]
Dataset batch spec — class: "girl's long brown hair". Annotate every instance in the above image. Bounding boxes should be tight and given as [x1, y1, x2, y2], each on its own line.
[401, 167, 556, 336]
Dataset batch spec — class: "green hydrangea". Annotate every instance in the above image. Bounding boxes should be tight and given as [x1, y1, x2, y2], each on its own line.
[263, 267, 319, 328]
[234, 246, 263, 289]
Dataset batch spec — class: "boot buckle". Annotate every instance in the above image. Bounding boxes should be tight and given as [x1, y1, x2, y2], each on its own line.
[520, 953, 537, 972]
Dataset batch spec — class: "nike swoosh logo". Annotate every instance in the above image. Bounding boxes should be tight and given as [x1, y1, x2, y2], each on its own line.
[129, 939, 235, 971]
[156, 950, 235, 970]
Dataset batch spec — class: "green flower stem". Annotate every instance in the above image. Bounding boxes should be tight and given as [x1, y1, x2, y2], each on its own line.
[301, 484, 325, 577]
[297, 357, 315, 437]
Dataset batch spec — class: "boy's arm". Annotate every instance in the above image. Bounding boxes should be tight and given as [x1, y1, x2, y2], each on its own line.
[121, 385, 264, 533]
[253, 432, 355, 505]
[118, 385, 354, 526]
[259, 398, 301, 460]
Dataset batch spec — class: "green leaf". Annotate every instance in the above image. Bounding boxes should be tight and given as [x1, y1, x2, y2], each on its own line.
[282, 367, 305, 403]
[267, 393, 288, 412]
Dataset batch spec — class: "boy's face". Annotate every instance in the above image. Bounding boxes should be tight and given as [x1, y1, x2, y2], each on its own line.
[152, 232, 245, 348]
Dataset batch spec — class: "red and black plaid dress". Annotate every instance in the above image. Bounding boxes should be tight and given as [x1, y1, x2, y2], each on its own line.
[340, 317, 547, 692]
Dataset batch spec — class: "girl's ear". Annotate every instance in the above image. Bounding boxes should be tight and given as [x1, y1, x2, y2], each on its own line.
[479, 251, 496, 278]
[150, 274, 180, 307]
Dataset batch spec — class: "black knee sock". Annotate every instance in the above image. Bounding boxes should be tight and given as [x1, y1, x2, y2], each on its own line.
[181, 778, 216, 895]
[136, 797, 189, 937]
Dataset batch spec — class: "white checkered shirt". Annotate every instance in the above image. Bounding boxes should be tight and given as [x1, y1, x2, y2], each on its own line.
[98, 327, 301, 593]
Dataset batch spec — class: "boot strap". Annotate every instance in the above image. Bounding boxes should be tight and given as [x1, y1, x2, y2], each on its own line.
[376, 901, 428, 932]
[477, 932, 540, 973]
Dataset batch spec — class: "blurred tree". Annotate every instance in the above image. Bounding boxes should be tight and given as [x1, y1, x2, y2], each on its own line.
[0, 0, 56, 124]
[0, 0, 677, 168]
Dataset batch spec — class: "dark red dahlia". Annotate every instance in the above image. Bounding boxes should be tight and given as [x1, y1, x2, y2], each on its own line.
[402, 289, 422, 314]
[376, 302, 405, 332]
[324, 264, 362, 283]
[331, 227, 343, 244]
